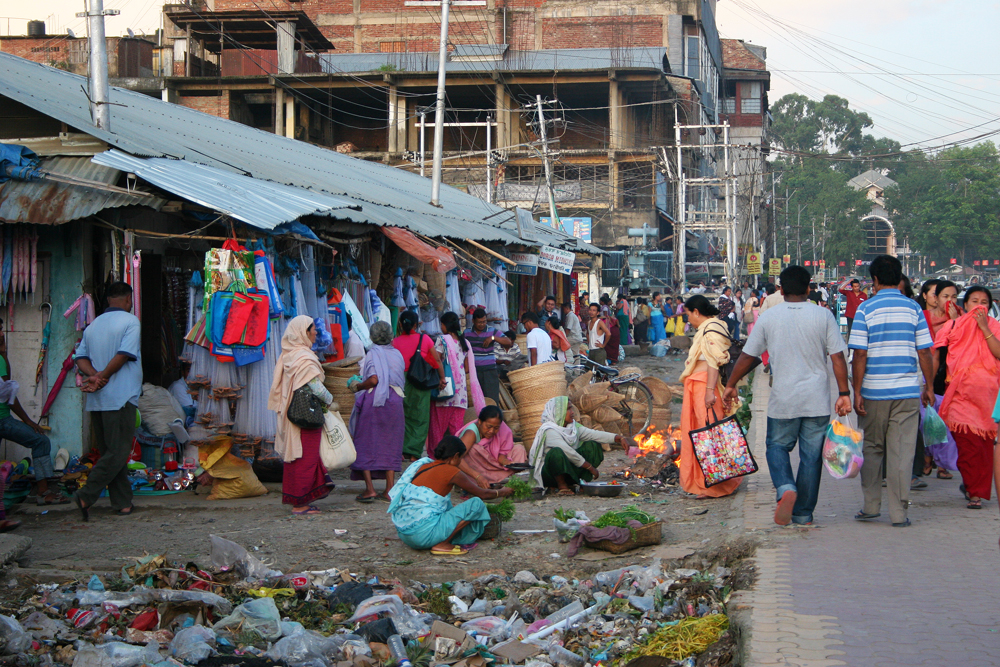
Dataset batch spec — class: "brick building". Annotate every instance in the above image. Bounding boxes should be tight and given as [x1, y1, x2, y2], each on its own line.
[0, 26, 155, 79]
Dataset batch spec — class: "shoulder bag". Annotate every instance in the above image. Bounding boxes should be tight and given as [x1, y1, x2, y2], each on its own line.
[689, 408, 758, 487]
[287, 385, 325, 429]
[320, 410, 357, 471]
[406, 333, 441, 390]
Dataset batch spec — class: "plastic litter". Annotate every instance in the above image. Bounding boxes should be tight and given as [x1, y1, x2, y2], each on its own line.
[345, 594, 406, 623]
[209, 535, 281, 581]
[72, 642, 160, 667]
[212, 597, 282, 640]
[922, 404, 949, 446]
[169, 626, 216, 663]
[546, 642, 585, 667]
[0, 616, 31, 655]
[460, 616, 510, 640]
[267, 628, 341, 667]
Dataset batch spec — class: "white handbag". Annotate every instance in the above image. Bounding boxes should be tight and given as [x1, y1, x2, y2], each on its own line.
[321, 410, 357, 471]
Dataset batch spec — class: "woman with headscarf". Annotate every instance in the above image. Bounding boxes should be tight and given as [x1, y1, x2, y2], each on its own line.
[268, 315, 335, 515]
[648, 293, 667, 343]
[933, 286, 1000, 509]
[457, 405, 528, 488]
[615, 295, 632, 345]
[604, 310, 621, 365]
[428, 312, 483, 455]
[393, 310, 445, 460]
[678, 295, 742, 499]
[388, 436, 514, 556]
[349, 321, 406, 503]
[528, 396, 630, 495]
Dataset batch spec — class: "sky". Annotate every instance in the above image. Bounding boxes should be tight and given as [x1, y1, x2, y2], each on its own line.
[4, 0, 999, 151]
[715, 0, 1000, 151]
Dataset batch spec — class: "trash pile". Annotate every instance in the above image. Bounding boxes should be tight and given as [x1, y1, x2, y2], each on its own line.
[0, 536, 738, 667]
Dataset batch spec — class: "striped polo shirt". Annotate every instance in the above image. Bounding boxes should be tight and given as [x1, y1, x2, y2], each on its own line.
[848, 288, 932, 401]
[464, 327, 499, 367]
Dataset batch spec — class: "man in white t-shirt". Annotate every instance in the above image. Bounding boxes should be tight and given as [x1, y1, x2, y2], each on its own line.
[520, 312, 552, 366]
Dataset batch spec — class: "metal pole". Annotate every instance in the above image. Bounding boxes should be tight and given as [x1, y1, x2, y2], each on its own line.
[429, 0, 451, 207]
[536, 95, 560, 227]
[675, 106, 686, 292]
[771, 173, 776, 258]
[486, 118, 493, 204]
[419, 112, 426, 178]
[796, 205, 802, 265]
[723, 122, 735, 285]
[78, 0, 117, 130]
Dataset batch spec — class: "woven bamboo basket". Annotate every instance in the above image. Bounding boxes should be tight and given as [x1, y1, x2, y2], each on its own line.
[601, 420, 622, 435]
[323, 359, 362, 377]
[579, 414, 594, 429]
[584, 521, 663, 554]
[567, 372, 593, 402]
[503, 408, 519, 424]
[513, 383, 566, 407]
[508, 361, 566, 389]
[480, 514, 503, 540]
[650, 406, 673, 427]
[583, 381, 612, 395]
[641, 376, 674, 406]
[577, 392, 611, 415]
[591, 405, 623, 424]
[619, 366, 643, 377]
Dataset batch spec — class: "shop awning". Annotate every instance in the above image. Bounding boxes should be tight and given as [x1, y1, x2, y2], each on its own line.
[92, 150, 357, 230]
[0, 154, 161, 224]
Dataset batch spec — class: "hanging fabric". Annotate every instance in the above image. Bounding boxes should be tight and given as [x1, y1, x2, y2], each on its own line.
[445, 269, 462, 315]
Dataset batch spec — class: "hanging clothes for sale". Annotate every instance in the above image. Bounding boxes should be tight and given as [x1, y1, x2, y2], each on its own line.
[485, 263, 505, 322]
[391, 269, 406, 309]
[445, 269, 462, 314]
[404, 272, 419, 311]
[253, 255, 283, 319]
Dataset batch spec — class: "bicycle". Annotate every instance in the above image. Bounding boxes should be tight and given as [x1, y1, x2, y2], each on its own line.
[565, 356, 654, 437]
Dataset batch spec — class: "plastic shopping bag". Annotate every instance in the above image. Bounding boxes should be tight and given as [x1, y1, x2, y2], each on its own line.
[822, 417, 863, 479]
[922, 404, 948, 446]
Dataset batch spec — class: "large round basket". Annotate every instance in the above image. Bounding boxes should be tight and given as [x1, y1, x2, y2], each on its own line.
[323, 375, 357, 422]
[508, 361, 566, 391]
[513, 383, 566, 407]
[481, 514, 503, 540]
[641, 376, 675, 406]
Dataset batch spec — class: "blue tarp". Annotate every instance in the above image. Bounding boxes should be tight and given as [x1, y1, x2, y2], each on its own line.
[0, 144, 42, 183]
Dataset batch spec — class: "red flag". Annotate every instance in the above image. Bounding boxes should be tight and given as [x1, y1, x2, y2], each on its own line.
[931, 261, 937, 267]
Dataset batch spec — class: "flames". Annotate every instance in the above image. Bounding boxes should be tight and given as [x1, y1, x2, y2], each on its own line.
[634, 427, 683, 458]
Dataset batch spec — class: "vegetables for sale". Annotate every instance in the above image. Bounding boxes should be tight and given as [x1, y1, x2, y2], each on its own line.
[486, 498, 516, 522]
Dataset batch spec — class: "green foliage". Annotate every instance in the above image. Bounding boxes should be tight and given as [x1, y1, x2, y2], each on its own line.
[504, 477, 533, 500]
[419, 585, 453, 617]
[377, 63, 403, 72]
[487, 498, 516, 521]
[591, 505, 656, 529]
[554, 507, 576, 522]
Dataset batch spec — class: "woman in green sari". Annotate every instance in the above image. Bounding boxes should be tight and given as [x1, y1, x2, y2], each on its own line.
[528, 397, 631, 495]
[392, 311, 446, 460]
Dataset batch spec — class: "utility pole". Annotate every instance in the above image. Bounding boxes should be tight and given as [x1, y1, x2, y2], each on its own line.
[429, 0, 451, 207]
[796, 205, 804, 265]
[536, 95, 559, 226]
[78, 0, 119, 130]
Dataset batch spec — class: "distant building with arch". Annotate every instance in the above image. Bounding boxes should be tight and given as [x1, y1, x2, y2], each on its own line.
[848, 169, 897, 261]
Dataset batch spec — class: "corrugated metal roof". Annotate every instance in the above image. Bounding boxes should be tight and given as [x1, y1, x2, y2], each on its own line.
[498, 208, 603, 255]
[0, 53, 529, 245]
[322, 47, 667, 75]
[93, 150, 355, 230]
[0, 155, 160, 224]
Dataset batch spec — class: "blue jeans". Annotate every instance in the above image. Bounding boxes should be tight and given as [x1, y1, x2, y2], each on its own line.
[766, 416, 829, 524]
[0, 416, 54, 479]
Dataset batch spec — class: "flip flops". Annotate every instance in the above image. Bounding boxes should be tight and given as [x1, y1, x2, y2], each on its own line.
[114, 505, 136, 516]
[374, 493, 391, 503]
[774, 490, 796, 526]
[36, 493, 70, 506]
[430, 546, 464, 557]
[0, 520, 20, 533]
[854, 511, 880, 521]
[292, 505, 321, 515]
[355, 494, 376, 504]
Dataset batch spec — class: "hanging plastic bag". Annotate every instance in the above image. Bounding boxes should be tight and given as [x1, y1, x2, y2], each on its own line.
[822, 417, 864, 479]
[321, 411, 356, 471]
[922, 405, 948, 446]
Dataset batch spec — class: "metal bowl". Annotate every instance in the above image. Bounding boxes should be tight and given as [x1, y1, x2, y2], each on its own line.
[579, 481, 625, 497]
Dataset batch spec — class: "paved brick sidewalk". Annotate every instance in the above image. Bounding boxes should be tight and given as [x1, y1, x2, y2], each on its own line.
[736, 370, 1000, 666]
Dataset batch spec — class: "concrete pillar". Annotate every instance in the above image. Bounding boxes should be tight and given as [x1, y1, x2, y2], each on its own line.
[284, 95, 295, 139]
[275, 86, 285, 135]
[609, 78, 623, 150]
[387, 85, 406, 153]
[495, 83, 514, 148]
[277, 21, 296, 73]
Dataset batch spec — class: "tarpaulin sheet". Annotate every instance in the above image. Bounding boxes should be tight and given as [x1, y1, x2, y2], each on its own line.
[382, 226, 456, 273]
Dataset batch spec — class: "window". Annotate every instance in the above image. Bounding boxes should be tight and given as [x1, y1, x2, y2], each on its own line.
[740, 81, 762, 114]
[721, 98, 735, 114]
[686, 35, 700, 79]
[380, 42, 405, 52]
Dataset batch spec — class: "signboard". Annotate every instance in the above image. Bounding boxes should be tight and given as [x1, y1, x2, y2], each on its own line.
[746, 252, 762, 275]
[950, 258, 957, 264]
[839, 261, 846, 267]
[538, 245, 575, 275]
[782, 254, 791, 264]
[804, 261, 812, 267]
[930, 261, 937, 267]
[819, 260, 826, 269]
[541, 217, 593, 243]
[508, 252, 538, 276]
[768, 258, 781, 276]
[975, 261, 981, 266]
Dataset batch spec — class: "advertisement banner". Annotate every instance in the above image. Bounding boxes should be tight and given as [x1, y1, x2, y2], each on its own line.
[508, 252, 539, 276]
[746, 252, 762, 275]
[768, 258, 781, 276]
[541, 217, 593, 243]
[538, 246, 575, 275]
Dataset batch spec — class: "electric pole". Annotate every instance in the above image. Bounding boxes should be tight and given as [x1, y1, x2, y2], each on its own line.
[78, 0, 119, 130]
[535, 95, 559, 227]
[429, 0, 451, 207]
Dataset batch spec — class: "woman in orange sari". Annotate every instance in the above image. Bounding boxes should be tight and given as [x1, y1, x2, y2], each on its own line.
[678, 295, 742, 498]
[933, 286, 1000, 509]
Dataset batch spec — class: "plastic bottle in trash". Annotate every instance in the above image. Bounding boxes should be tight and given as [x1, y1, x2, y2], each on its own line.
[387, 634, 411, 667]
[544, 600, 584, 625]
[547, 642, 585, 667]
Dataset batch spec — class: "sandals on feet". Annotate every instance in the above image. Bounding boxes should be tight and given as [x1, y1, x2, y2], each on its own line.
[374, 493, 391, 503]
[355, 494, 376, 504]
[114, 505, 135, 516]
[937, 469, 953, 479]
[854, 511, 880, 521]
[557, 488, 575, 496]
[293, 505, 321, 515]
[0, 520, 21, 533]
[37, 493, 69, 506]
[430, 546, 464, 556]
[967, 499, 982, 510]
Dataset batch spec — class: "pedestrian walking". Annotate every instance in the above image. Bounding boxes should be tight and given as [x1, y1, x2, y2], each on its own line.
[718, 287, 739, 341]
[932, 286, 1000, 509]
[678, 295, 742, 499]
[585, 304, 610, 365]
[268, 315, 336, 515]
[850, 255, 934, 527]
[632, 298, 650, 347]
[428, 312, 479, 454]
[348, 321, 406, 503]
[561, 302, 584, 359]
[464, 308, 511, 406]
[393, 310, 445, 460]
[615, 295, 632, 345]
[839, 278, 868, 336]
[723, 266, 851, 525]
[648, 293, 667, 343]
[72, 282, 143, 520]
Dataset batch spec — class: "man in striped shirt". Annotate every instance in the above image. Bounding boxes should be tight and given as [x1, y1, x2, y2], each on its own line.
[849, 255, 934, 528]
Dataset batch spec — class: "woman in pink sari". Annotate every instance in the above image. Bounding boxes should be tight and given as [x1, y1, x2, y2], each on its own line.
[933, 286, 1000, 509]
[458, 406, 528, 487]
[428, 312, 483, 455]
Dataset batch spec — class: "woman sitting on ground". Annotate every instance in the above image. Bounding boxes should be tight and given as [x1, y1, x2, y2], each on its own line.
[458, 406, 528, 488]
[527, 396, 630, 495]
[388, 436, 514, 556]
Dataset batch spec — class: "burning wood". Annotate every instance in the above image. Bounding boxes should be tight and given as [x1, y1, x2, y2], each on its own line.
[627, 427, 683, 484]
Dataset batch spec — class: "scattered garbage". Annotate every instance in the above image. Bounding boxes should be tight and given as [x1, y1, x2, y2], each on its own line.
[0, 535, 739, 667]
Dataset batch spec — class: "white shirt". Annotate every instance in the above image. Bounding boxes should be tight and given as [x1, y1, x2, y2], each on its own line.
[526, 328, 553, 366]
[563, 311, 583, 345]
[168, 378, 194, 409]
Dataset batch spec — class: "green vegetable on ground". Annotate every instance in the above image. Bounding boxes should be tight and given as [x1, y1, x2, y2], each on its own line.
[554, 507, 575, 522]
[618, 614, 729, 664]
[487, 498, 516, 521]
[591, 504, 656, 529]
[504, 477, 533, 500]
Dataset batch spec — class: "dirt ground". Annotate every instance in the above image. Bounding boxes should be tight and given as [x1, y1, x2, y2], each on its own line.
[10, 350, 751, 583]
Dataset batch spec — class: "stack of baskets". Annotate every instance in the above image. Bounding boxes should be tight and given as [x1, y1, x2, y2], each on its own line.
[322, 357, 362, 423]
[641, 376, 674, 429]
[507, 361, 567, 445]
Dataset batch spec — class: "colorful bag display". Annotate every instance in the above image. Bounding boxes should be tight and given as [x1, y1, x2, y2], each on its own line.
[822, 417, 864, 480]
[689, 409, 758, 487]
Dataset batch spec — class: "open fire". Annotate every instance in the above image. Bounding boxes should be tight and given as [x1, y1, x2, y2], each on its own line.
[634, 427, 683, 459]
[622, 427, 683, 484]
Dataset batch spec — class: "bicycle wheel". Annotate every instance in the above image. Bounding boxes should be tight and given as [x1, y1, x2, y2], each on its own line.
[609, 380, 653, 437]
